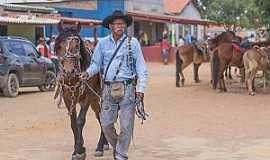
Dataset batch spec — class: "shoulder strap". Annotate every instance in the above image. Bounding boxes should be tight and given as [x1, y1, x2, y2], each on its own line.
[104, 36, 127, 80]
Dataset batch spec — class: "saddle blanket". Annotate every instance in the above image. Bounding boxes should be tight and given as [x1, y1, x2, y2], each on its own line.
[232, 43, 242, 53]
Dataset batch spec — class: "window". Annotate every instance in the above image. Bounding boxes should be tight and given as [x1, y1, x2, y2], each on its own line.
[22, 42, 39, 57]
[4, 41, 26, 56]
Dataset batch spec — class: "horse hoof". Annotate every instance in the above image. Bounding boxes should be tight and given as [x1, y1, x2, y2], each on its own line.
[176, 83, 180, 88]
[249, 92, 255, 96]
[94, 150, 104, 157]
[71, 152, 86, 160]
[103, 144, 109, 151]
[195, 80, 201, 83]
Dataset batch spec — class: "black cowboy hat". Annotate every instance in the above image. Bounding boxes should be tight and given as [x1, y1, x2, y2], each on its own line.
[102, 10, 133, 29]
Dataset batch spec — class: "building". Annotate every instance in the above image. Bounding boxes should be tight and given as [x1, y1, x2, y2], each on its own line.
[164, 0, 204, 45]
[0, 3, 59, 43]
[8, 0, 124, 38]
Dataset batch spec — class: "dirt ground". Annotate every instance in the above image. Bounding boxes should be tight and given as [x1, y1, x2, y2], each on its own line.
[1, 62, 270, 160]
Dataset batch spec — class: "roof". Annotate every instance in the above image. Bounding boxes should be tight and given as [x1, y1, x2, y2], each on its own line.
[0, 3, 57, 13]
[3, 0, 66, 3]
[0, 14, 60, 25]
[60, 17, 101, 27]
[127, 11, 214, 26]
[164, 0, 199, 14]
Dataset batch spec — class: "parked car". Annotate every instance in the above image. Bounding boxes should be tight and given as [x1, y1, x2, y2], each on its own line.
[0, 36, 56, 97]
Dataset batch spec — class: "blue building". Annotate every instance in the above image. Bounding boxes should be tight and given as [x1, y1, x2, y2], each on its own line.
[10, 0, 125, 38]
[51, 0, 125, 38]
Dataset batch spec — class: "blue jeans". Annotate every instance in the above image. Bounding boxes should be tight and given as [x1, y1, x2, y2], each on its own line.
[101, 83, 136, 160]
[162, 49, 169, 64]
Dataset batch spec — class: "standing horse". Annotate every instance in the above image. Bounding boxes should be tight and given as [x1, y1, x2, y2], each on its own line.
[243, 46, 270, 95]
[54, 23, 108, 160]
[209, 31, 245, 92]
[176, 41, 209, 87]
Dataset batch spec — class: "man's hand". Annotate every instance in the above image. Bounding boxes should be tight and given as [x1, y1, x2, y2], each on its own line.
[136, 92, 144, 101]
[79, 72, 89, 80]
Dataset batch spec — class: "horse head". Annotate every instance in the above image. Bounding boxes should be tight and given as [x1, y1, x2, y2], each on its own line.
[208, 31, 237, 51]
[55, 22, 90, 77]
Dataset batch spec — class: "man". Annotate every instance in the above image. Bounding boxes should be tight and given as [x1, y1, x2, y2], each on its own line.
[81, 10, 148, 160]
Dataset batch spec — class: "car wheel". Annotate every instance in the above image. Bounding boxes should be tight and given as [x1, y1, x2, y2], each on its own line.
[38, 71, 57, 92]
[3, 73, 19, 97]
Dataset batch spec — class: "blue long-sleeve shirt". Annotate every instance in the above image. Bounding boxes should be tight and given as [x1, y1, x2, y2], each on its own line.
[86, 34, 148, 93]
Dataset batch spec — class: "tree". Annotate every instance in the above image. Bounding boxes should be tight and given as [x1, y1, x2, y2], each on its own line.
[255, 0, 270, 27]
[198, 0, 260, 31]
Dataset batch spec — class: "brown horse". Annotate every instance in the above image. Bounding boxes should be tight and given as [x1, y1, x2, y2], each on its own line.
[210, 31, 246, 92]
[176, 41, 209, 87]
[243, 46, 270, 95]
[54, 23, 108, 160]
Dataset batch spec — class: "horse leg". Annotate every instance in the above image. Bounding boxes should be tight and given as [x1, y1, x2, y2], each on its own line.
[69, 110, 87, 160]
[248, 70, 256, 96]
[219, 63, 227, 92]
[193, 63, 201, 83]
[72, 103, 90, 160]
[90, 99, 109, 157]
[228, 66, 233, 79]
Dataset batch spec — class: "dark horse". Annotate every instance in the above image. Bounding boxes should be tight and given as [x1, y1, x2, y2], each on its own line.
[210, 31, 245, 92]
[54, 23, 108, 160]
[176, 41, 209, 87]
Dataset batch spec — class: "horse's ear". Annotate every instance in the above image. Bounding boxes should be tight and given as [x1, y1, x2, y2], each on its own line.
[76, 22, 81, 33]
[58, 21, 64, 33]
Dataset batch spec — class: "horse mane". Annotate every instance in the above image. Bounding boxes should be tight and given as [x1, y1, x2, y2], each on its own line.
[78, 36, 91, 72]
[55, 27, 90, 72]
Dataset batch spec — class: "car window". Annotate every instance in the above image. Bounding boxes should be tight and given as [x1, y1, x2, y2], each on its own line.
[4, 41, 26, 56]
[22, 42, 39, 57]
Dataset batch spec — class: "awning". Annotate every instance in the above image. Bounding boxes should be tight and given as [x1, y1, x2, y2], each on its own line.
[0, 15, 60, 25]
[60, 17, 101, 27]
[127, 11, 215, 26]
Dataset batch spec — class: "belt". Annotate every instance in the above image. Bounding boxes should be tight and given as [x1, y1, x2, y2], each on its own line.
[104, 79, 134, 86]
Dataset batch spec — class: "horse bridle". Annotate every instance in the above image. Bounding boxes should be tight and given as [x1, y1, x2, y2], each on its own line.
[56, 35, 100, 115]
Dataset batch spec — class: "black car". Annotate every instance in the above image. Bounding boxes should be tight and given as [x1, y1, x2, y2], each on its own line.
[0, 36, 56, 97]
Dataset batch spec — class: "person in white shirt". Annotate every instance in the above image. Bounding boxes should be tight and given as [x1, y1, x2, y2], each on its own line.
[178, 35, 185, 47]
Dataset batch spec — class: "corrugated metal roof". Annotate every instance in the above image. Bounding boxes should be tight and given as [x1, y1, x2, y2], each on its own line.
[0, 3, 57, 13]
[127, 11, 214, 25]
[0, 15, 60, 25]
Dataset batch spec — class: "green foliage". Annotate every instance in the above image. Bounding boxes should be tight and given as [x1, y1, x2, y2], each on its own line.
[199, 0, 261, 30]
[256, 0, 270, 27]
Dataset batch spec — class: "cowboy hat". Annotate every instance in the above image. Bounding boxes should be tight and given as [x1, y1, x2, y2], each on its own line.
[102, 10, 133, 29]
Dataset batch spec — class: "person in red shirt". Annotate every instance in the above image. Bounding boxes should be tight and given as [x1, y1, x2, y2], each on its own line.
[161, 34, 170, 64]
[36, 37, 51, 59]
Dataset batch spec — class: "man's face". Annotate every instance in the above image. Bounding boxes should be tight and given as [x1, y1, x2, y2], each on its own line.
[109, 19, 126, 36]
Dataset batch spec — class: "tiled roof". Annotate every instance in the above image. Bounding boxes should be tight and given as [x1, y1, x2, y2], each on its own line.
[164, 0, 195, 13]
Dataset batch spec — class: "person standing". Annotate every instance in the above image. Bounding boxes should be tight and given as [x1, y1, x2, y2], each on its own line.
[178, 35, 185, 47]
[81, 10, 148, 160]
[161, 34, 170, 64]
[36, 37, 51, 59]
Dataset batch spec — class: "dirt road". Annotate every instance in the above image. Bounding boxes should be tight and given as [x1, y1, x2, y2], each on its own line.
[1, 63, 270, 160]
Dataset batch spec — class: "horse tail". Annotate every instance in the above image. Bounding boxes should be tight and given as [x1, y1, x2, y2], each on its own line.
[175, 49, 183, 87]
[212, 49, 220, 89]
